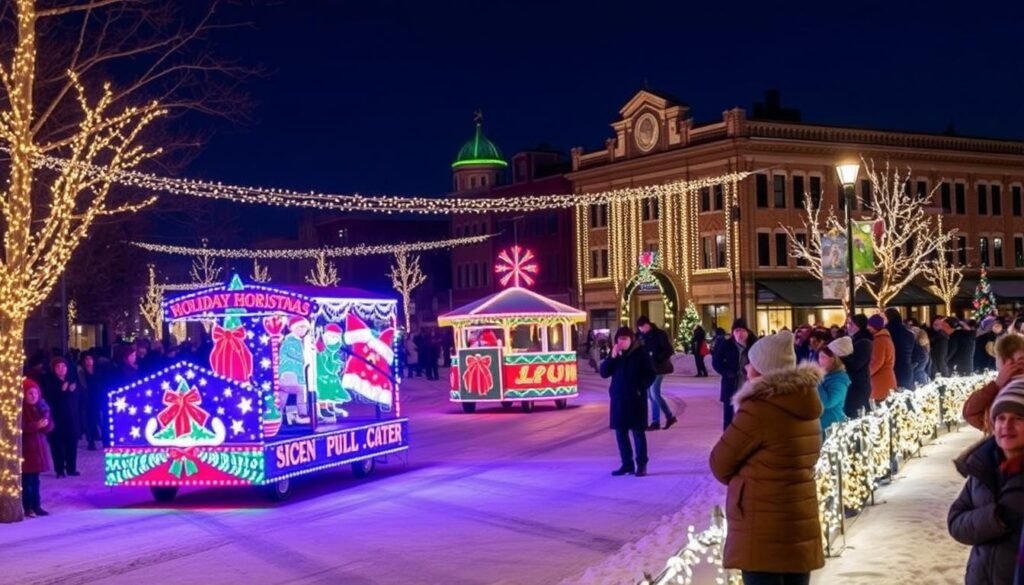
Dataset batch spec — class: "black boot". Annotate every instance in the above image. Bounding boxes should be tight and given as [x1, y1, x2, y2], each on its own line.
[646, 423, 660, 431]
[663, 416, 678, 430]
[635, 464, 648, 477]
[611, 466, 635, 476]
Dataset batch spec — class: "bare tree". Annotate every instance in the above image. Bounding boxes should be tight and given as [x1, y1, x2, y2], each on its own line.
[306, 252, 339, 287]
[251, 258, 270, 283]
[139, 264, 163, 336]
[388, 251, 426, 332]
[0, 1, 252, 523]
[925, 214, 963, 315]
[779, 193, 846, 283]
[189, 239, 222, 286]
[859, 160, 952, 309]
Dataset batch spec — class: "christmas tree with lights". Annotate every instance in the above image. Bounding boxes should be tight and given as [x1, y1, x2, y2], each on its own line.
[676, 302, 701, 352]
[972, 265, 998, 321]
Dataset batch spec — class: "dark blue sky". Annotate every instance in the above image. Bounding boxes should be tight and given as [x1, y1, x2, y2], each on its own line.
[189, 0, 1024, 202]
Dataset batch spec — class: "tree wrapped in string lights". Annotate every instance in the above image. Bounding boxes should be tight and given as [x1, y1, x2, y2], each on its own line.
[139, 265, 164, 337]
[388, 251, 426, 332]
[925, 214, 963, 315]
[0, 1, 172, 522]
[306, 252, 339, 287]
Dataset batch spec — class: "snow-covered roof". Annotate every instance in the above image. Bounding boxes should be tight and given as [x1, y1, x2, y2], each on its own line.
[438, 287, 585, 327]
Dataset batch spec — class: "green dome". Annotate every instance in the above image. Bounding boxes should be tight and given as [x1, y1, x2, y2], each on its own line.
[452, 123, 507, 168]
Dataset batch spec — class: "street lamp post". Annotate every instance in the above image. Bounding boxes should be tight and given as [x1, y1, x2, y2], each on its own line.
[836, 163, 860, 317]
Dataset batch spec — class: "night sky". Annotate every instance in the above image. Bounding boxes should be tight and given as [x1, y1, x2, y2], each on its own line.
[186, 1, 1024, 235]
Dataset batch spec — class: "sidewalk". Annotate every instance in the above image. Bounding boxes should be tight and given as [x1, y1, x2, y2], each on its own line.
[812, 425, 981, 585]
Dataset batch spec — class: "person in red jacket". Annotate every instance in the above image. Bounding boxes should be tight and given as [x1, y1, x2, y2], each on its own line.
[22, 378, 54, 517]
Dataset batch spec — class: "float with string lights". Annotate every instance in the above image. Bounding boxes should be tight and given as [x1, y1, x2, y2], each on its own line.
[106, 274, 409, 502]
[438, 246, 586, 413]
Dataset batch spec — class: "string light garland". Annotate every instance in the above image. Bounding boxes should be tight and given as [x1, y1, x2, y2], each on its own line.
[641, 374, 991, 585]
[20, 149, 751, 214]
[132, 233, 497, 260]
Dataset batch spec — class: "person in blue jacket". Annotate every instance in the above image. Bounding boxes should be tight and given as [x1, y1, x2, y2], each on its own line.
[817, 337, 853, 434]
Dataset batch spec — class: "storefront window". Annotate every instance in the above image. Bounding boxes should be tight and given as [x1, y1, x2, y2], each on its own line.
[756, 306, 792, 337]
[701, 304, 732, 332]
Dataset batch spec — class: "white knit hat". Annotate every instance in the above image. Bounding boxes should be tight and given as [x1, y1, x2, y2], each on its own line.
[827, 336, 854, 358]
[747, 330, 797, 375]
[992, 378, 1024, 421]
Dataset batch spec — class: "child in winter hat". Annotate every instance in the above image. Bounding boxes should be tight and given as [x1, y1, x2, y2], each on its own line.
[826, 336, 854, 358]
[747, 330, 797, 376]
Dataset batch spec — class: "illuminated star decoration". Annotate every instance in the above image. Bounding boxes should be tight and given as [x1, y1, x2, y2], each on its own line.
[114, 396, 128, 413]
[231, 420, 245, 436]
[494, 245, 539, 288]
[238, 397, 253, 415]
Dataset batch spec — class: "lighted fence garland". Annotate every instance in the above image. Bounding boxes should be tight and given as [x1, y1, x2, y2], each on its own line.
[641, 374, 992, 585]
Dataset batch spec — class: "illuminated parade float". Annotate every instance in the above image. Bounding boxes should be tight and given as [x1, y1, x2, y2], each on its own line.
[105, 275, 409, 502]
[439, 247, 586, 413]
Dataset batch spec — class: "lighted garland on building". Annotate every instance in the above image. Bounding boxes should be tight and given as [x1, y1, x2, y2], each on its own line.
[641, 374, 991, 585]
[22, 149, 751, 214]
[132, 233, 497, 260]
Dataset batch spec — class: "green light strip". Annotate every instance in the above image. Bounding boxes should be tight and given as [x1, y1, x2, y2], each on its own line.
[451, 158, 508, 168]
[504, 352, 577, 365]
[504, 386, 578, 398]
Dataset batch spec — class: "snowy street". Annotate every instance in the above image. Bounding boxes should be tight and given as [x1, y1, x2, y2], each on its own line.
[1, 367, 726, 585]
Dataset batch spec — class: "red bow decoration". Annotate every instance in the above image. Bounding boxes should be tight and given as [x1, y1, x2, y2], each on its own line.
[212, 324, 246, 343]
[462, 355, 494, 396]
[210, 324, 254, 382]
[158, 387, 210, 437]
[167, 447, 201, 477]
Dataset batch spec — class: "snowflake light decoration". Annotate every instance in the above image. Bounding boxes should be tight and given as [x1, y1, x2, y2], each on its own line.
[494, 245, 539, 288]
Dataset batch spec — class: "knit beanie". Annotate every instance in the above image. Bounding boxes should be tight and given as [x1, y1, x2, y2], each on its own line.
[827, 336, 854, 358]
[992, 378, 1024, 420]
[867, 315, 885, 331]
[747, 330, 796, 375]
[731, 318, 748, 332]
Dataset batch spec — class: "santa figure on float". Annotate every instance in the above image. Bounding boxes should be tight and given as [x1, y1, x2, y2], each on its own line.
[340, 312, 396, 411]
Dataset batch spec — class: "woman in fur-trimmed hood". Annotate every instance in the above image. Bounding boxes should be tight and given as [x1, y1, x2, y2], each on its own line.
[709, 330, 825, 581]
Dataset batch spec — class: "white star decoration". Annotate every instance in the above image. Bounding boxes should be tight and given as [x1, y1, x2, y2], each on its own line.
[161, 381, 171, 391]
[130, 426, 141, 439]
[246, 330, 255, 340]
[145, 390, 153, 397]
[231, 420, 245, 436]
[217, 407, 226, 415]
[144, 405, 153, 415]
[259, 334, 270, 345]
[113, 396, 128, 413]
[185, 370, 195, 380]
[223, 388, 233, 398]
[199, 378, 208, 386]
[128, 406, 137, 416]
[238, 397, 253, 415]
[260, 381, 272, 392]
[260, 358, 272, 370]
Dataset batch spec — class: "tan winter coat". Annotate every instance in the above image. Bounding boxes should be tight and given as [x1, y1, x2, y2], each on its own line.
[709, 363, 826, 574]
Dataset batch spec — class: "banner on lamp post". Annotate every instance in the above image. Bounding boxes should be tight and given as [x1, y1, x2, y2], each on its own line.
[851, 220, 879, 274]
[820, 233, 848, 278]
[822, 277, 848, 300]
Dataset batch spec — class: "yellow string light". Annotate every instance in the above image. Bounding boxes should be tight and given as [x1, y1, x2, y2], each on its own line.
[132, 233, 497, 260]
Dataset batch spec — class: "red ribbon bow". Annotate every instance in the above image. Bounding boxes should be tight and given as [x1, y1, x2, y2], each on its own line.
[212, 325, 246, 343]
[168, 447, 198, 462]
[462, 355, 493, 395]
[158, 387, 209, 437]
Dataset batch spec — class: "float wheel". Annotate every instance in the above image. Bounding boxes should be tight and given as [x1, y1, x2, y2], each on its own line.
[521, 401, 535, 413]
[267, 478, 292, 501]
[150, 487, 178, 503]
[501, 401, 514, 409]
[554, 399, 569, 410]
[461, 402, 477, 413]
[352, 458, 376, 478]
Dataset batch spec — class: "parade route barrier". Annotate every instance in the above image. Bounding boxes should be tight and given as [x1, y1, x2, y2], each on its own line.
[638, 373, 992, 585]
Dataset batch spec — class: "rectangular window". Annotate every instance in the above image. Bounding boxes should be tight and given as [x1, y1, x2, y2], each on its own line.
[978, 184, 988, 215]
[472, 264, 479, 287]
[793, 176, 805, 209]
[589, 204, 608, 228]
[809, 176, 822, 208]
[700, 187, 711, 212]
[642, 199, 651, 221]
[589, 249, 609, 278]
[1014, 186, 1022, 217]
[756, 174, 768, 207]
[650, 198, 660, 220]
[980, 237, 990, 266]
[713, 185, 724, 210]
[774, 233, 788, 267]
[773, 175, 786, 208]
[457, 265, 463, 288]
[992, 185, 1002, 215]
[757, 233, 771, 267]
[958, 236, 968, 266]
[601, 249, 609, 277]
[860, 179, 872, 208]
[1016, 236, 1024, 268]
[995, 237, 1004, 267]
[701, 237, 712, 269]
[941, 182, 952, 213]
[716, 234, 727, 268]
[955, 183, 966, 214]
[916, 180, 928, 200]
[795, 233, 808, 266]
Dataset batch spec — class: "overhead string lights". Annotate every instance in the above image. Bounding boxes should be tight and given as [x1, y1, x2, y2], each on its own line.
[132, 233, 497, 260]
[15, 147, 751, 214]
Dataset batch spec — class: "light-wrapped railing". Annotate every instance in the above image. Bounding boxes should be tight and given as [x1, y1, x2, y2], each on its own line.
[639, 374, 992, 585]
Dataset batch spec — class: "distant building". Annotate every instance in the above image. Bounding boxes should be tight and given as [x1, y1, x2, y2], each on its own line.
[570, 89, 1024, 339]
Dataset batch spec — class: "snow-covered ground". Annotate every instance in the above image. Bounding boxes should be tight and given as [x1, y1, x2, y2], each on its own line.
[811, 426, 980, 585]
[0, 366, 726, 585]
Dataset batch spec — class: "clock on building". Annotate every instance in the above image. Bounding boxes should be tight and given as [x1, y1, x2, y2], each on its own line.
[634, 113, 659, 152]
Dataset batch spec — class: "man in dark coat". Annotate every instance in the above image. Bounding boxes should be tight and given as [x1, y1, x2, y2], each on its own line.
[712, 318, 756, 430]
[42, 357, 80, 477]
[884, 308, 916, 389]
[945, 318, 976, 375]
[842, 314, 874, 418]
[690, 325, 709, 377]
[600, 326, 656, 477]
[637, 316, 678, 431]
[930, 317, 951, 378]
